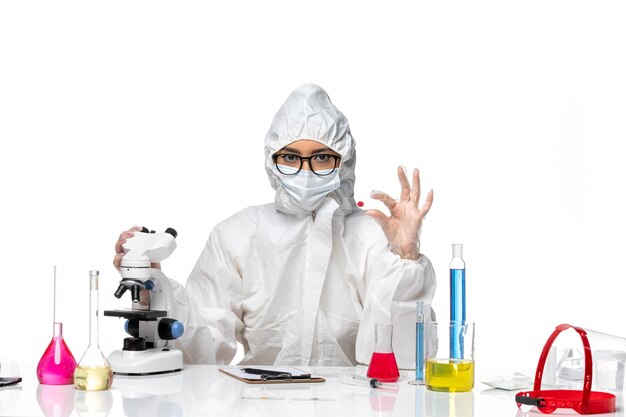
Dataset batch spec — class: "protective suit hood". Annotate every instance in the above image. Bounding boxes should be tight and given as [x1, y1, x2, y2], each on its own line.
[265, 84, 358, 216]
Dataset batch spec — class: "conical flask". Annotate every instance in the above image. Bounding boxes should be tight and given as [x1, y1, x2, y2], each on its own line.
[73, 270, 113, 391]
[366, 323, 400, 382]
[37, 266, 78, 385]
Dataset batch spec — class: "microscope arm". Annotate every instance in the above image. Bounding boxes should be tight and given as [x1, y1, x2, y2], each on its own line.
[145, 268, 172, 313]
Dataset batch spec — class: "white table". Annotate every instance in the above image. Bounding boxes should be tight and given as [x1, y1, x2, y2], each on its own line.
[1, 363, 621, 417]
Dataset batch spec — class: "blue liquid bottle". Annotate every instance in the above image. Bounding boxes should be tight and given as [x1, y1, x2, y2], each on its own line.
[415, 301, 425, 382]
[450, 243, 466, 359]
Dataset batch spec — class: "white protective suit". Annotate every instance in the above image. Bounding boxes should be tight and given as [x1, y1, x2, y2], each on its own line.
[171, 84, 436, 367]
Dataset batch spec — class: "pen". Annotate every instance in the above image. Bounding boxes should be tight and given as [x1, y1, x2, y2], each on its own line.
[242, 368, 293, 376]
[260, 374, 312, 381]
[241, 368, 313, 380]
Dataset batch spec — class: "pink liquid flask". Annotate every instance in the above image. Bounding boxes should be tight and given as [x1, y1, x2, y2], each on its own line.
[37, 266, 77, 385]
[367, 323, 400, 383]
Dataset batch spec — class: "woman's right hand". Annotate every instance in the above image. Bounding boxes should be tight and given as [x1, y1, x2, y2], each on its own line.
[114, 226, 156, 306]
[113, 226, 143, 271]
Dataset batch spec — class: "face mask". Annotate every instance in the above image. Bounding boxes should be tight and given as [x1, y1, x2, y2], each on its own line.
[274, 165, 341, 211]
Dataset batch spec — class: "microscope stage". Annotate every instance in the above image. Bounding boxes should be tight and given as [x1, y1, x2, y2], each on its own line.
[103, 309, 168, 320]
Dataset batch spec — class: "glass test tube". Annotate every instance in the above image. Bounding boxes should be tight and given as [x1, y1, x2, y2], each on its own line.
[450, 244, 466, 359]
[416, 301, 425, 382]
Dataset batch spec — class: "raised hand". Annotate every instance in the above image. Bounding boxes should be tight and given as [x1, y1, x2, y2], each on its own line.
[365, 166, 433, 260]
[113, 226, 161, 271]
[113, 226, 143, 270]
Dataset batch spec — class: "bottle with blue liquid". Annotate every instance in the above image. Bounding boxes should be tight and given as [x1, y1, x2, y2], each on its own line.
[450, 243, 465, 359]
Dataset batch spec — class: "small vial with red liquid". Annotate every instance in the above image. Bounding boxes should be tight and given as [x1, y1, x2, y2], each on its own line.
[366, 323, 400, 382]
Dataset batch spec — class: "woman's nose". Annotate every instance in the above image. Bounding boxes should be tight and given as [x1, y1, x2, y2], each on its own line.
[301, 159, 312, 171]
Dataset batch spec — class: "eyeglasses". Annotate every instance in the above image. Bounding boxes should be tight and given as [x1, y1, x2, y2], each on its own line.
[273, 154, 341, 176]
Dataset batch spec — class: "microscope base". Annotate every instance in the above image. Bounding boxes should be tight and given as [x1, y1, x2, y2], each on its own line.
[108, 348, 183, 376]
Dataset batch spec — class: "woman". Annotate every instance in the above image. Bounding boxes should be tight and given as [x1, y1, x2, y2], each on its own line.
[114, 84, 436, 367]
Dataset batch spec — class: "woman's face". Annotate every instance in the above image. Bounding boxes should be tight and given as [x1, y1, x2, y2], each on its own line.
[273, 140, 341, 173]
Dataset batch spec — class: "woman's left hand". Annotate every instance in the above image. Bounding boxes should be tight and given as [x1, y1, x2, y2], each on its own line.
[365, 166, 434, 260]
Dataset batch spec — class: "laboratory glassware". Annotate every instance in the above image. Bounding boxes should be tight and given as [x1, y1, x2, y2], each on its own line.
[37, 265, 78, 385]
[515, 324, 615, 414]
[0, 358, 21, 387]
[450, 243, 466, 359]
[0, 358, 21, 413]
[569, 328, 626, 391]
[74, 270, 113, 391]
[425, 321, 474, 392]
[415, 301, 425, 383]
[367, 323, 400, 382]
[594, 350, 626, 391]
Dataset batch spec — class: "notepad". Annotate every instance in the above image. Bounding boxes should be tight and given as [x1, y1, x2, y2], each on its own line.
[219, 366, 325, 384]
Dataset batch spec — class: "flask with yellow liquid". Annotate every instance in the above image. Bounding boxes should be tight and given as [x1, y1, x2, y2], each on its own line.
[74, 270, 113, 391]
[425, 321, 475, 392]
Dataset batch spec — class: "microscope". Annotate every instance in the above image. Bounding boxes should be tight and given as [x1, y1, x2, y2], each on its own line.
[104, 227, 184, 376]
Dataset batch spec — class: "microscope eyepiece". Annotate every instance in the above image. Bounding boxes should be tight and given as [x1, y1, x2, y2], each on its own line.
[139, 226, 177, 238]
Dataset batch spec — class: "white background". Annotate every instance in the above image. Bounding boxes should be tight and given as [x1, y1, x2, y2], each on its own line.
[1, 1, 625, 373]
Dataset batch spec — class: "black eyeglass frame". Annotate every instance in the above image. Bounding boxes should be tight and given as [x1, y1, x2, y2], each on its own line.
[272, 154, 341, 176]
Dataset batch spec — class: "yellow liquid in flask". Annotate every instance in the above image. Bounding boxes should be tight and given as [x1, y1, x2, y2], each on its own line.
[73, 366, 113, 391]
[425, 359, 474, 392]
